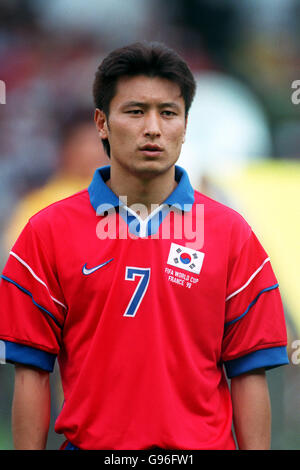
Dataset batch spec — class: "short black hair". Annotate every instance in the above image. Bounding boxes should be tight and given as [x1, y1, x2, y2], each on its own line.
[93, 41, 196, 157]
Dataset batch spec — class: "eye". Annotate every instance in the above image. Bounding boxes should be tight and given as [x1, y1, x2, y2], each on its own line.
[161, 110, 176, 117]
[126, 109, 143, 115]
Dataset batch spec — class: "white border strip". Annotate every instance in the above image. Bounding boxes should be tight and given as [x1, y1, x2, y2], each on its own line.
[226, 257, 270, 302]
[10, 251, 67, 309]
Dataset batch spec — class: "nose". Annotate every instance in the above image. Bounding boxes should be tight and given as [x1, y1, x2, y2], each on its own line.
[143, 111, 161, 138]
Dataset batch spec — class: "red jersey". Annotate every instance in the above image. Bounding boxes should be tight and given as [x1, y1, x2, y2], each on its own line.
[0, 165, 288, 449]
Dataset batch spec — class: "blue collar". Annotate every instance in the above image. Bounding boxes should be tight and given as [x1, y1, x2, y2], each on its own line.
[88, 165, 194, 214]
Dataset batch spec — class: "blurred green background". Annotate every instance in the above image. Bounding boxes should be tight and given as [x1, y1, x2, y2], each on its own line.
[0, 0, 299, 450]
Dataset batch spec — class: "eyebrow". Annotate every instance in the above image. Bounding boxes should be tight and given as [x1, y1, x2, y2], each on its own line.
[122, 101, 181, 111]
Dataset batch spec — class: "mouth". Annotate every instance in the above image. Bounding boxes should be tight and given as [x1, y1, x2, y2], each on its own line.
[139, 144, 163, 156]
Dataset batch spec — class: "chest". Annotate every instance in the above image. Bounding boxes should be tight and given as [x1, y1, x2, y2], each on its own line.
[56, 218, 230, 327]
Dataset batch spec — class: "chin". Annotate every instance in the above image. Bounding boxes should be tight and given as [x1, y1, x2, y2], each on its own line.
[132, 160, 174, 178]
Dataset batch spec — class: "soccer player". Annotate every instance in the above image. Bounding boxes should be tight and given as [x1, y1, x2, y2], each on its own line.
[0, 41, 289, 450]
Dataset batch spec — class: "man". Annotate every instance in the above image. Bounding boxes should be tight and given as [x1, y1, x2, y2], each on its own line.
[0, 41, 289, 450]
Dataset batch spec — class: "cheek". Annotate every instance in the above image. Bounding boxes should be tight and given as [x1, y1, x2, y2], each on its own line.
[168, 125, 186, 147]
[109, 120, 137, 147]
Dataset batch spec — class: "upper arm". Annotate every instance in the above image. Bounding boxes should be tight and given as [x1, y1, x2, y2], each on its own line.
[0, 221, 66, 372]
[222, 229, 289, 378]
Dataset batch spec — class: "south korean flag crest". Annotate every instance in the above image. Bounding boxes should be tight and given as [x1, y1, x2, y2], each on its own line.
[167, 243, 205, 274]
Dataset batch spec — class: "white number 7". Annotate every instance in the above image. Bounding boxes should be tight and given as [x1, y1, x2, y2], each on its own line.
[123, 267, 151, 317]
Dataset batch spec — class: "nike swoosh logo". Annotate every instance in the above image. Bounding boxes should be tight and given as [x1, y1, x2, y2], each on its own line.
[82, 258, 114, 275]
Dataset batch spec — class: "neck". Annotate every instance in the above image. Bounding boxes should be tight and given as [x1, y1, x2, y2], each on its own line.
[106, 165, 177, 219]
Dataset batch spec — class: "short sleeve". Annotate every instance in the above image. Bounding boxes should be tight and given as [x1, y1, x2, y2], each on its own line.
[222, 229, 289, 378]
[0, 221, 67, 371]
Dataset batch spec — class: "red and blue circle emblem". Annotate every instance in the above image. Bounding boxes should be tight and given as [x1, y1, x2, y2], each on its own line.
[180, 253, 191, 264]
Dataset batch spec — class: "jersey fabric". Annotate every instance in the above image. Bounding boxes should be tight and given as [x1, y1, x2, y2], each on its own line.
[0, 165, 289, 450]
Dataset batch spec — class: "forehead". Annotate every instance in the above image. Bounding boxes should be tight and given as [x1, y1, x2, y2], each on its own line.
[111, 75, 184, 108]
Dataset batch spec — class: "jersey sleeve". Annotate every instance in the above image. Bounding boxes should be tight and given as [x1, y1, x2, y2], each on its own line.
[222, 226, 289, 378]
[0, 220, 67, 371]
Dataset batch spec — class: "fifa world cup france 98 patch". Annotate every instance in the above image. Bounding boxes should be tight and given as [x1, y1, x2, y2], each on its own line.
[165, 243, 204, 289]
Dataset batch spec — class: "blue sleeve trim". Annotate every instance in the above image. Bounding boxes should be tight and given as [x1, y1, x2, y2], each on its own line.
[64, 441, 80, 450]
[225, 284, 279, 327]
[3, 340, 56, 372]
[224, 346, 289, 378]
[1, 275, 62, 329]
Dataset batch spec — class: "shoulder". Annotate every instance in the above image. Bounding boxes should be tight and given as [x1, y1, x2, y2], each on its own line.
[194, 189, 251, 231]
[28, 189, 92, 234]
[192, 189, 254, 259]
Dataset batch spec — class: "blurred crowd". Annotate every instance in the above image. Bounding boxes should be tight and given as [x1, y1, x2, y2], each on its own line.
[0, 0, 299, 449]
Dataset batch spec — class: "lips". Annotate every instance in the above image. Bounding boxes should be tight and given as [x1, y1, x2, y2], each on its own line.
[139, 144, 163, 154]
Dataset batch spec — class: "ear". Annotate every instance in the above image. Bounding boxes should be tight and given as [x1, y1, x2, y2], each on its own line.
[94, 108, 109, 140]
